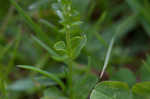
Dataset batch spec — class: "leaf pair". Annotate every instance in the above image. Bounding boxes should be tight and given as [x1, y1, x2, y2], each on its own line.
[52, 0, 81, 34]
[54, 35, 87, 60]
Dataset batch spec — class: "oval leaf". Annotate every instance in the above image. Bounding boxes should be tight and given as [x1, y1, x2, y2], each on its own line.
[71, 35, 87, 59]
[54, 41, 66, 51]
[90, 81, 131, 99]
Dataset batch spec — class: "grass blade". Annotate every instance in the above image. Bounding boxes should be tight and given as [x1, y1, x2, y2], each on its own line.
[0, 79, 7, 99]
[100, 37, 114, 79]
[17, 65, 65, 91]
[0, 42, 14, 61]
[126, 0, 150, 24]
[6, 30, 21, 76]
[39, 19, 59, 33]
[10, 0, 52, 45]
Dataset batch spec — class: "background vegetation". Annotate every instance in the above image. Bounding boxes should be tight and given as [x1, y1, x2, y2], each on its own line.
[0, 0, 150, 99]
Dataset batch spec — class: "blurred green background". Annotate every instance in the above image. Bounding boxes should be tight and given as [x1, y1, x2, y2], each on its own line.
[0, 0, 150, 98]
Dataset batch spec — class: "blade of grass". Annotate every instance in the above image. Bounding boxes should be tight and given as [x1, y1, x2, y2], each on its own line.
[99, 14, 137, 79]
[17, 65, 66, 91]
[126, 0, 150, 24]
[0, 79, 7, 99]
[0, 42, 14, 61]
[87, 2, 96, 20]
[93, 12, 108, 47]
[0, 81, 6, 97]
[100, 37, 114, 79]
[115, 14, 137, 39]
[10, 0, 52, 45]
[96, 12, 107, 26]
[39, 19, 59, 33]
[6, 29, 21, 77]
[0, 4, 15, 38]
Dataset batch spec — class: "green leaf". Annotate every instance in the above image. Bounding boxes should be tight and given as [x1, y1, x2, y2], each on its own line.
[41, 87, 68, 99]
[71, 35, 87, 59]
[139, 66, 150, 81]
[32, 35, 68, 61]
[132, 82, 150, 99]
[73, 73, 97, 99]
[139, 55, 150, 81]
[90, 81, 132, 99]
[17, 65, 65, 91]
[9, 78, 35, 92]
[9, 77, 56, 91]
[54, 41, 66, 51]
[110, 68, 136, 86]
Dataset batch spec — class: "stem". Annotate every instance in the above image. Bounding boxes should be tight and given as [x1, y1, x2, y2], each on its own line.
[67, 60, 74, 99]
[66, 29, 75, 99]
[66, 30, 71, 57]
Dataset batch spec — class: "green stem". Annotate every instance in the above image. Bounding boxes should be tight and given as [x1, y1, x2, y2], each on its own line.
[66, 29, 75, 99]
[67, 60, 74, 99]
[66, 31, 71, 56]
